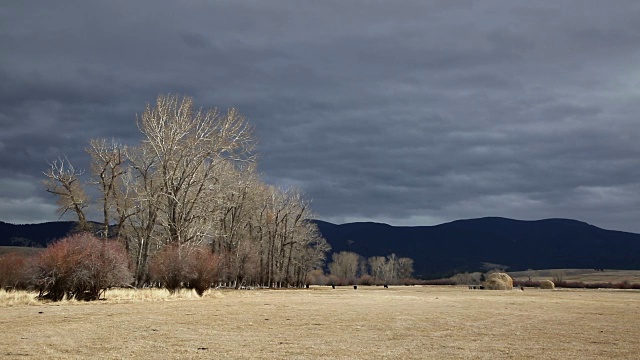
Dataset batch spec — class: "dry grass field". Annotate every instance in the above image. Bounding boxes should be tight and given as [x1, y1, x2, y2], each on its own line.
[1, 286, 639, 359]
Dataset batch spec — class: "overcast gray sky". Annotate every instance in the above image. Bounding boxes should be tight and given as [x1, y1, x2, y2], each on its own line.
[2, 1, 640, 232]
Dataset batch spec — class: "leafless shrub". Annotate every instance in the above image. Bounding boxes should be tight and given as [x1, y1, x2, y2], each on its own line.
[550, 270, 566, 283]
[30, 233, 132, 301]
[327, 274, 341, 286]
[148, 245, 191, 294]
[188, 247, 221, 296]
[307, 269, 328, 286]
[149, 245, 221, 296]
[450, 272, 482, 285]
[0, 253, 30, 290]
[357, 274, 375, 286]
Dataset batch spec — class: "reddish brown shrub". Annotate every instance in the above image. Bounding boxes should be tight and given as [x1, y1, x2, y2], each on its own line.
[398, 278, 421, 286]
[307, 269, 328, 286]
[30, 233, 132, 301]
[422, 279, 456, 286]
[327, 274, 341, 286]
[188, 247, 221, 296]
[513, 280, 541, 288]
[149, 245, 222, 296]
[357, 274, 375, 286]
[148, 244, 191, 294]
[0, 253, 30, 290]
[72, 236, 132, 300]
[542, 281, 639, 289]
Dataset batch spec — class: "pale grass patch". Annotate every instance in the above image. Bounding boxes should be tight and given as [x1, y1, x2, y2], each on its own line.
[1, 287, 226, 307]
[0, 289, 85, 307]
[0, 289, 39, 307]
[103, 287, 225, 303]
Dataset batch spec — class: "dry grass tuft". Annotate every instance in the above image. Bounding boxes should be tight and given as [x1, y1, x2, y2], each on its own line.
[0, 289, 39, 307]
[485, 272, 513, 290]
[540, 279, 555, 289]
[103, 288, 225, 302]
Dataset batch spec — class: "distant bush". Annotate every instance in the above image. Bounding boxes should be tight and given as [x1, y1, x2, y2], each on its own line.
[551, 281, 640, 289]
[148, 245, 191, 294]
[187, 247, 221, 296]
[513, 278, 640, 290]
[149, 245, 222, 296]
[397, 278, 422, 286]
[513, 280, 541, 288]
[31, 233, 132, 301]
[422, 279, 457, 286]
[550, 270, 566, 283]
[327, 274, 340, 286]
[450, 272, 482, 285]
[307, 269, 328, 286]
[357, 274, 375, 286]
[0, 253, 30, 290]
[324, 274, 352, 286]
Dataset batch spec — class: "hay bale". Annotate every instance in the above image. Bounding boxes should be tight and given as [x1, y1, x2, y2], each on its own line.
[484, 272, 513, 290]
[540, 279, 555, 289]
[484, 278, 508, 290]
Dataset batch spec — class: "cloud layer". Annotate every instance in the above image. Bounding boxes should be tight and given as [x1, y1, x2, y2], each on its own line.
[2, 1, 640, 231]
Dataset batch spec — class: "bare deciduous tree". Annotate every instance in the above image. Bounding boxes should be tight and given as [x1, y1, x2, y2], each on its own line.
[87, 139, 127, 238]
[367, 253, 414, 285]
[368, 256, 387, 282]
[138, 94, 254, 247]
[43, 157, 90, 232]
[396, 257, 414, 280]
[328, 251, 360, 283]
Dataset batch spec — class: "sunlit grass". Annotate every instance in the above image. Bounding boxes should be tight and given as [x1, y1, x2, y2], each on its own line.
[103, 287, 225, 302]
[2, 286, 638, 359]
[0, 287, 226, 307]
[0, 289, 39, 307]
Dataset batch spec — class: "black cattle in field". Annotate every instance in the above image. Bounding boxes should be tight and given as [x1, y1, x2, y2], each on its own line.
[383, 284, 388, 289]
[353, 285, 357, 290]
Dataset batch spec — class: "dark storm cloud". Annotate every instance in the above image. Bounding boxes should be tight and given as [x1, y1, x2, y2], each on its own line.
[2, 1, 640, 231]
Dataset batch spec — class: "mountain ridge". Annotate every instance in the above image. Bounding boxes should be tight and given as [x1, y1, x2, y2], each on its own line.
[2, 217, 640, 278]
[311, 217, 640, 278]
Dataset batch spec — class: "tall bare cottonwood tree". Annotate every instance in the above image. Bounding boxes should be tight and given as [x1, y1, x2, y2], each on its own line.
[137, 95, 254, 247]
[43, 157, 90, 232]
[87, 139, 127, 238]
[328, 251, 361, 283]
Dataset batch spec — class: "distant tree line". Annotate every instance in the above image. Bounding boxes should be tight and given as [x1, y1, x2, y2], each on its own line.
[35, 94, 330, 298]
[307, 251, 416, 286]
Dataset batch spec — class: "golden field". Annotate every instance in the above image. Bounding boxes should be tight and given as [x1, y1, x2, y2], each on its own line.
[1, 286, 639, 359]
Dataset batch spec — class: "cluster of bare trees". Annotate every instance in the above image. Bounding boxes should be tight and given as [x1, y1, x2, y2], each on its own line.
[322, 251, 415, 285]
[43, 94, 329, 291]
